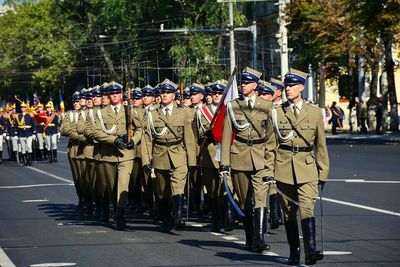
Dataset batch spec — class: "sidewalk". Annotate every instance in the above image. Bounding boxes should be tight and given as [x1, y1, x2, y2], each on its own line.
[325, 130, 400, 143]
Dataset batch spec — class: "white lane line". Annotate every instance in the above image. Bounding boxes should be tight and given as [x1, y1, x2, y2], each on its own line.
[0, 247, 16, 267]
[222, 236, 238, 241]
[0, 183, 72, 189]
[188, 223, 205, 227]
[22, 199, 48, 203]
[233, 240, 245, 245]
[30, 263, 76, 267]
[329, 179, 400, 184]
[262, 251, 280, 256]
[323, 251, 352, 256]
[210, 232, 223, 236]
[58, 150, 68, 154]
[26, 167, 73, 184]
[321, 197, 400, 217]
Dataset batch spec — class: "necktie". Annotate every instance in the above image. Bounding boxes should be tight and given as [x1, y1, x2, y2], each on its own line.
[114, 106, 118, 115]
[248, 99, 253, 111]
[165, 107, 170, 118]
[294, 106, 298, 118]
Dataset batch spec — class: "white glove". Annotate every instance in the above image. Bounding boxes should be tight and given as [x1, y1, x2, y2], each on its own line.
[2, 133, 6, 138]
[5, 135, 10, 140]
[32, 135, 37, 141]
[57, 132, 61, 143]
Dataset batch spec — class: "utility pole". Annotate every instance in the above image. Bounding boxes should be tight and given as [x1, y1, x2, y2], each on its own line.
[276, 0, 290, 78]
[228, 1, 235, 73]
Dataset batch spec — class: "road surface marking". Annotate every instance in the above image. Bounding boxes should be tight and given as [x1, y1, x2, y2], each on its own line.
[210, 232, 223, 236]
[328, 179, 400, 184]
[323, 251, 352, 256]
[0, 183, 72, 189]
[189, 223, 205, 227]
[262, 251, 280, 256]
[30, 263, 76, 267]
[321, 197, 400, 216]
[0, 247, 16, 267]
[58, 150, 68, 154]
[222, 236, 238, 241]
[26, 167, 73, 184]
[22, 199, 48, 203]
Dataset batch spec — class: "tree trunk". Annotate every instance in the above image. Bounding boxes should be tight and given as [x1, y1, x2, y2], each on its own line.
[382, 34, 398, 131]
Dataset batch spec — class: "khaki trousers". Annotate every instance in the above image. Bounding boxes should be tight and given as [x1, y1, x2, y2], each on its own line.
[277, 180, 318, 221]
[103, 160, 134, 208]
[154, 165, 187, 199]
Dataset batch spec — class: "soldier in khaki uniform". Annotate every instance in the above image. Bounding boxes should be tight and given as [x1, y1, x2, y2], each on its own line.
[60, 92, 84, 207]
[257, 80, 283, 229]
[91, 82, 142, 230]
[220, 67, 276, 253]
[142, 79, 196, 233]
[273, 69, 329, 265]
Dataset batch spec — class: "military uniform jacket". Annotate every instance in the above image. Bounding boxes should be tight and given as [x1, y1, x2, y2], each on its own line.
[77, 108, 98, 160]
[141, 105, 196, 170]
[60, 110, 81, 158]
[193, 104, 219, 169]
[16, 113, 36, 137]
[5, 114, 18, 137]
[91, 104, 142, 163]
[0, 116, 6, 135]
[44, 112, 59, 135]
[273, 101, 329, 184]
[221, 97, 276, 175]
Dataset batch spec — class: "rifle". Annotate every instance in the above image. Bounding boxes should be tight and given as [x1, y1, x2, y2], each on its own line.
[179, 82, 184, 108]
[126, 85, 132, 143]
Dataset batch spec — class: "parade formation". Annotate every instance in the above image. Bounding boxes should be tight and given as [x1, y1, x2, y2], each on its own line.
[0, 66, 330, 265]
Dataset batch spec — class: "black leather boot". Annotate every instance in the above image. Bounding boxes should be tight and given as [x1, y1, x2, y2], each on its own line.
[172, 194, 185, 230]
[210, 197, 221, 232]
[284, 220, 301, 266]
[22, 154, 27, 166]
[223, 196, 235, 232]
[102, 199, 110, 223]
[252, 207, 270, 252]
[115, 207, 126, 231]
[301, 217, 324, 265]
[160, 198, 173, 233]
[243, 209, 254, 251]
[269, 194, 281, 229]
[39, 149, 44, 160]
[0, 150, 3, 164]
[53, 149, 58, 162]
[48, 151, 53, 163]
[27, 153, 33, 166]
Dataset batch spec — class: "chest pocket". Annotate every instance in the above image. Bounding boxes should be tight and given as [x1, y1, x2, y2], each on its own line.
[170, 119, 184, 138]
[301, 123, 316, 130]
[234, 113, 246, 125]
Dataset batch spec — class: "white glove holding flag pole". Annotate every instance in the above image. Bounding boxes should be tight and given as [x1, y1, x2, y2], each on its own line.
[57, 132, 61, 143]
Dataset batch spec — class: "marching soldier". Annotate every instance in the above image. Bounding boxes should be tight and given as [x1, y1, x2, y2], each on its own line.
[220, 67, 276, 253]
[44, 102, 60, 163]
[5, 104, 18, 161]
[270, 78, 285, 105]
[91, 82, 142, 230]
[273, 69, 329, 265]
[16, 102, 36, 166]
[35, 103, 47, 160]
[142, 79, 196, 233]
[257, 80, 283, 229]
[60, 92, 84, 207]
[182, 89, 192, 108]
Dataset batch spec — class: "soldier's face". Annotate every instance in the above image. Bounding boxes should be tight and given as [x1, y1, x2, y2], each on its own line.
[101, 95, 110, 106]
[79, 98, 86, 107]
[73, 101, 80, 110]
[258, 92, 273, 101]
[285, 84, 304, 102]
[212, 92, 222, 105]
[142, 95, 155, 106]
[109, 92, 122, 105]
[92, 96, 102, 106]
[273, 90, 282, 101]
[190, 93, 204, 105]
[160, 91, 174, 106]
[241, 81, 257, 97]
[86, 99, 93, 108]
[21, 107, 26, 113]
[206, 95, 212, 104]
[183, 98, 192, 107]
[133, 98, 143, 107]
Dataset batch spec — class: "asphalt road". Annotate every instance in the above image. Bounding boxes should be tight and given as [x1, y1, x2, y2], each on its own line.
[0, 137, 399, 267]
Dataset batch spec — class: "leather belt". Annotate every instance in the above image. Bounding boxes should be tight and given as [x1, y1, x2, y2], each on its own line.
[235, 135, 265, 146]
[279, 144, 313, 153]
[154, 139, 182, 147]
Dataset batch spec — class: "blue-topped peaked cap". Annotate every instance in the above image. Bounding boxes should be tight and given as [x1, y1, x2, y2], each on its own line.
[160, 79, 178, 93]
[241, 67, 262, 83]
[85, 88, 93, 99]
[190, 83, 205, 95]
[72, 91, 80, 102]
[257, 80, 276, 95]
[183, 88, 191, 99]
[107, 81, 123, 94]
[100, 82, 109, 95]
[153, 83, 160, 96]
[142, 84, 154, 96]
[132, 88, 143, 99]
[284, 69, 308, 86]
[270, 78, 284, 91]
[213, 79, 228, 93]
[205, 82, 214, 95]
[92, 85, 102, 97]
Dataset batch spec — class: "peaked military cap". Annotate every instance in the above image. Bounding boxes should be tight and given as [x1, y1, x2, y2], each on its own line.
[284, 69, 308, 86]
[213, 79, 228, 93]
[241, 67, 262, 83]
[107, 81, 123, 94]
[183, 88, 191, 99]
[190, 83, 205, 95]
[92, 85, 102, 97]
[72, 91, 80, 102]
[142, 84, 154, 96]
[20, 101, 27, 108]
[160, 79, 178, 93]
[270, 78, 285, 91]
[257, 80, 276, 95]
[100, 82, 109, 95]
[132, 88, 143, 99]
[84, 87, 93, 99]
